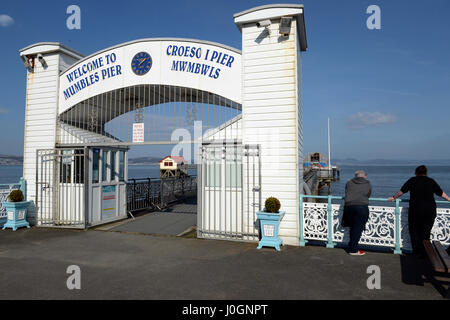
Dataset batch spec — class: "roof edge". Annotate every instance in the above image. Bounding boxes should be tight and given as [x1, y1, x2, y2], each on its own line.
[19, 42, 85, 59]
[233, 4, 304, 18]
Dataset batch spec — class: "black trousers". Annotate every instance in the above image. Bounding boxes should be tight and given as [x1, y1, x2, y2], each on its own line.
[344, 205, 370, 253]
[408, 206, 436, 255]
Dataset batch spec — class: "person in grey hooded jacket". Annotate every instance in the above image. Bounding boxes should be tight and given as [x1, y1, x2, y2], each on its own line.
[342, 170, 372, 255]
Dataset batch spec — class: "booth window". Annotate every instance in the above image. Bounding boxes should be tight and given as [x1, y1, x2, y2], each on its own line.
[60, 151, 72, 183]
[110, 151, 117, 181]
[60, 149, 84, 183]
[102, 150, 108, 182]
[119, 151, 125, 181]
[92, 149, 100, 183]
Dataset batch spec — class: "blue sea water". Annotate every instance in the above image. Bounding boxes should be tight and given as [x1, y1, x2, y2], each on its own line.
[332, 165, 450, 199]
[0, 166, 23, 184]
[2, 165, 450, 200]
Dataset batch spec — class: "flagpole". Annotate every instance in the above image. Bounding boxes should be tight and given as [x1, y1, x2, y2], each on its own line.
[328, 117, 331, 174]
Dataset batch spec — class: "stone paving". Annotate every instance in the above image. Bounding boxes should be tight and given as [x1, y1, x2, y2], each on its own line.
[0, 226, 448, 300]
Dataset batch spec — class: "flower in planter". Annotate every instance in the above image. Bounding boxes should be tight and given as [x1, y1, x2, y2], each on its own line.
[264, 197, 281, 213]
[7, 189, 24, 202]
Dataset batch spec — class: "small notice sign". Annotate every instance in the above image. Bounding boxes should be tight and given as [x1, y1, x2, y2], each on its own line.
[263, 224, 275, 237]
[133, 123, 145, 143]
[102, 185, 116, 219]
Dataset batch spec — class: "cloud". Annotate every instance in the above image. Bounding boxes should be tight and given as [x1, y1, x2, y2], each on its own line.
[347, 112, 397, 129]
[0, 15, 14, 27]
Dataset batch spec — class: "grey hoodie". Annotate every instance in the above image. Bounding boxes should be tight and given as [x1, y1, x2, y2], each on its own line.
[344, 177, 372, 206]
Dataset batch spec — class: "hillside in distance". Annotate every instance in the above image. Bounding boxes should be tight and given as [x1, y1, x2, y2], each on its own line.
[333, 158, 450, 166]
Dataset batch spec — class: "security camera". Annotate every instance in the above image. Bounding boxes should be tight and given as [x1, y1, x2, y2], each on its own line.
[256, 19, 271, 28]
[279, 17, 292, 36]
[37, 53, 45, 65]
[22, 58, 30, 69]
[21, 56, 34, 71]
[37, 54, 47, 67]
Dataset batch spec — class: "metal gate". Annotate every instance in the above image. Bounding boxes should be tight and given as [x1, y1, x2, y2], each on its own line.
[36, 148, 87, 228]
[198, 142, 261, 241]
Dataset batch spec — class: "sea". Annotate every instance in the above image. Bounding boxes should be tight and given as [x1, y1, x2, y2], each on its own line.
[331, 165, 450, 200]
[2, 165, 450, 200]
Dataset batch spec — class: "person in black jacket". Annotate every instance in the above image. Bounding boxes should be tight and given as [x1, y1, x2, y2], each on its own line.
[389, 165, 450, 257]
[343, 170, 372, 256]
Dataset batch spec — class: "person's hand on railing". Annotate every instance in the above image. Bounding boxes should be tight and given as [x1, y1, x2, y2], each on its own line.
[388, 191, 404, 202]
[441, 192, 450, 202]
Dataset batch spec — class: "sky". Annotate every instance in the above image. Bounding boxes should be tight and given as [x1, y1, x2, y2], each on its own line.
[0, 0, 449, 160]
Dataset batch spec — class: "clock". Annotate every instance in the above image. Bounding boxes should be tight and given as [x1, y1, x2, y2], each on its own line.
[131, 52, 152, 76]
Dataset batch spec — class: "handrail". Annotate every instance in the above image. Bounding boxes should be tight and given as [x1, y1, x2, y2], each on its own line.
[127, 175, 198, 183]
[299, 194, 450, 254]
[0, 178, 26, 200]
[300, 194, 450, 204]
[126, 176, 197, 211]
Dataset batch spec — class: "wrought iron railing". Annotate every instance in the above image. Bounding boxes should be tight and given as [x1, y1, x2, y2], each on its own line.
[299, 194, 450, 254]
[126, 176, 197, 212]
[127, 178, 161, 212]
[0, 178, 27, 219]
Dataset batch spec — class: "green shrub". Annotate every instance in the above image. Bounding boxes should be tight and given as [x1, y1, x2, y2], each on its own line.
[8, 189, 24, 202]
[265, 197, 281, 213]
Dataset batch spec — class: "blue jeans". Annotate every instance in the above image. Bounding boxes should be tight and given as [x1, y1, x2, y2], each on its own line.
[344, 205, 370, 253]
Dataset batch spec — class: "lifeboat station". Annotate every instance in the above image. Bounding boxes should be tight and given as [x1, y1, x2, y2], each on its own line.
[17, 4, 308, 247]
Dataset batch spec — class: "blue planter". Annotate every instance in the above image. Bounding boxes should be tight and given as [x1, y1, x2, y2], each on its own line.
[256, 210, 285, 251]
[2, 201, 31, 231]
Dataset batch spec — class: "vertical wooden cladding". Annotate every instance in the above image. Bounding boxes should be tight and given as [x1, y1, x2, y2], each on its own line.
[242, 19, 301, 245]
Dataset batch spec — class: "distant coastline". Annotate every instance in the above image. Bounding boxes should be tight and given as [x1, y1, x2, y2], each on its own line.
[0, 155, 23, 166]
[1, 154, 449, 167]
[333, 159, 450, 166]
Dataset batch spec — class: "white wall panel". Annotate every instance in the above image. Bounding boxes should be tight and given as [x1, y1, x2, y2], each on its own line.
[21, 46, 83, 218]
[241, 18, 302, 246]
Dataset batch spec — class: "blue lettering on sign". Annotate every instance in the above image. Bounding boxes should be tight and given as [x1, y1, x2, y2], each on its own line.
[167, 44, 233, 80]
[63, 52, 122, 100]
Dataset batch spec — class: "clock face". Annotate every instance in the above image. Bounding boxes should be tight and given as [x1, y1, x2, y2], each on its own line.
[131, 52, 152, 76]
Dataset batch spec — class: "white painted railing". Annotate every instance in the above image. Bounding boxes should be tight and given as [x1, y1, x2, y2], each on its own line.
[299, 195, 450, 254]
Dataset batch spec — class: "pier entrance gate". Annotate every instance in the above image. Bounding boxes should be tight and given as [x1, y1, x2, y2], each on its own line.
[36, 148, 86, 228]
[20, 4, 308, 245]
[198, 142, 261, 241]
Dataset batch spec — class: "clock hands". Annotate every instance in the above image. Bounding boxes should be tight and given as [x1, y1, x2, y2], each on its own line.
[138, 58, 148, 68]
[132, 53, 152, 75]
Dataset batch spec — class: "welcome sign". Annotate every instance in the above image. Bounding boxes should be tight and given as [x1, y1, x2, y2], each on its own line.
[58, 39, 242, 115]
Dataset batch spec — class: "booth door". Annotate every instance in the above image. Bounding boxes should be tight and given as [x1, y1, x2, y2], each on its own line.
[88, 148, 128, 226]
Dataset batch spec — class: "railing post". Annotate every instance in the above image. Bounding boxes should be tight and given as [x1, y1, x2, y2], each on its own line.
[19, 177, 26, 200]
[182, 177, 185, 195]
[394, 199, 402, 254]
[326, 195, 335, 248]
[299, 195, 307, 246]
[132, 179, 136, 211]
[147, 178, 151, 207]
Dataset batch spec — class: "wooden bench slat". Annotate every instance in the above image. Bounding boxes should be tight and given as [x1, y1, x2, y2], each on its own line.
[433, 241, 450, 273]
[424, 240, 446, 273]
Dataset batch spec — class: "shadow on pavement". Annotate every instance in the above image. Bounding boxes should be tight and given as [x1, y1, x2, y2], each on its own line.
[400, 254, 449, 298]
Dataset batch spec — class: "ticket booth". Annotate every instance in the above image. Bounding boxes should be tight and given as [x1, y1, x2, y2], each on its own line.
[87, 147, 129, 227]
